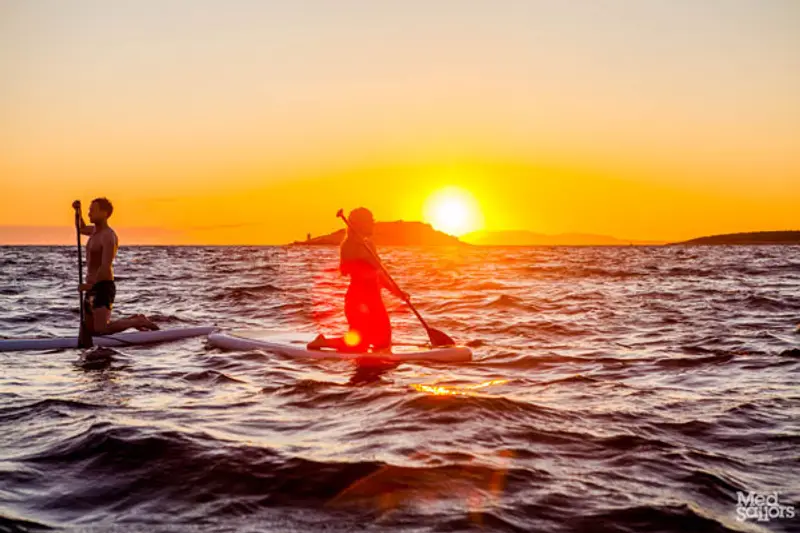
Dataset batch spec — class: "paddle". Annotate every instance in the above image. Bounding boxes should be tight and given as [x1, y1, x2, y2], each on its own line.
[336, 208, 456, 347]
[74, 203, 93, 349]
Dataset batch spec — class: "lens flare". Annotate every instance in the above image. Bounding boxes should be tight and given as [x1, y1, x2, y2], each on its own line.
[344, 330, 361, 347]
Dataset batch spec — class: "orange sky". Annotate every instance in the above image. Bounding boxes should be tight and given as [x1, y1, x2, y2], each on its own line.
[2, 1, 798, 244]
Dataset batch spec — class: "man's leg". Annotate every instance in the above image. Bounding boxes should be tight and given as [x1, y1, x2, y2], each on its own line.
[92, 307, 158, 335]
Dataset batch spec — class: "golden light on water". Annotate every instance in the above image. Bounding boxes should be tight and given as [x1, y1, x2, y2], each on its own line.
[410, 379, 510, 397]
[422, 186, 484, 237]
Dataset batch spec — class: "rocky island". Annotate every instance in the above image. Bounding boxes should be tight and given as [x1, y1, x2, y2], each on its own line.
[672, 231, 800, 245]
[291, 221, 465, 246]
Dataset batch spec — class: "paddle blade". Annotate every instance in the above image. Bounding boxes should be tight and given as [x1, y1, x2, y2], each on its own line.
[78, 323, 93, 349]
[427, 327, 455, 347]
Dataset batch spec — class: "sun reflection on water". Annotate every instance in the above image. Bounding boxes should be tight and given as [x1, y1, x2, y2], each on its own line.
[410, 379, 510, 397]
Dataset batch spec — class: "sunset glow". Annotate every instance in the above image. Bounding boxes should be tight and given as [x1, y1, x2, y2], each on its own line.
[423, 187, 484, 237]
[2, 5, 798, 532]
[1, 2, 798, 244]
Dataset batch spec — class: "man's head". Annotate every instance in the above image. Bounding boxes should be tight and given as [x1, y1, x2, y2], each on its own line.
[89, 197, 113, 224]
[348, 207, 375, 237]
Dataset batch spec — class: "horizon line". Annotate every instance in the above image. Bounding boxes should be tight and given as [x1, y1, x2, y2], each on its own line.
[1, 225, 797, 247]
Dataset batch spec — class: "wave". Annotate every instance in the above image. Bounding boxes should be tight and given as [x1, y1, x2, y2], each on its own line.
[179, 370, 246, 385]
[0, 399, 102, 424]
[499, 321, 590, 338]
[2, 245, 799, 531]
[0, 513, 53, 532]
[20, 423, 377, 505]
[740, 294, 800, 312]
[219, 283, 284, 302]
[16, 422, 536, 517]
[479, 351, 622, 369]
[523, 264, 644, 280]
[572, 503, 742, 533]
[400, 392, 566, 423]
[654, 353, 735, 369]
[485, 294, 543, 313]
[658, 266, 717, 278]
[538, 374, 599, 386]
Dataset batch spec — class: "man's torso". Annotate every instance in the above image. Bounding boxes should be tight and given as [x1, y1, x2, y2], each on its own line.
[86, 227, 118, 282]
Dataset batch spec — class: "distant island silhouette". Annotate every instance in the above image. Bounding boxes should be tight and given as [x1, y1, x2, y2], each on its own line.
[290, 223, 800, 247]
[292, 221, 464, 246]
[462, 230, 664, 246]
[672, 231, 800, 245]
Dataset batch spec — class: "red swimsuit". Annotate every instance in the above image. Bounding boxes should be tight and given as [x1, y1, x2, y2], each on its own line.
[341, 258, 391, 351]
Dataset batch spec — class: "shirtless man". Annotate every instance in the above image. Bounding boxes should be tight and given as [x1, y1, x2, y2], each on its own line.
[73, 198, 158, 334]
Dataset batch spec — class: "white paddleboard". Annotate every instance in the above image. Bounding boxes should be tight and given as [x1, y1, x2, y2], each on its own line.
[208, 330, 472, 363]
[0, 326, 217, 352]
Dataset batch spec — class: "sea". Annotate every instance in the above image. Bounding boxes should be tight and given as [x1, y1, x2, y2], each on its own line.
[1, 245, 798, 533]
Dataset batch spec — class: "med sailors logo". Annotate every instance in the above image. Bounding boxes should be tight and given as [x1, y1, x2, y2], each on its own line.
[736, 492, 796, 523]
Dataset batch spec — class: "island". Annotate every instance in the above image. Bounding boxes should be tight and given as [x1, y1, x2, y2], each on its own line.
[672, 231, 800, 246]
[461, 230, 663, 246]
[292, 226, 800, 247]
[292, 221, 465, 246]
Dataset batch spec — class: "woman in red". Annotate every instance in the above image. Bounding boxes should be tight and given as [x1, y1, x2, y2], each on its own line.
[308, 208, 407, 352]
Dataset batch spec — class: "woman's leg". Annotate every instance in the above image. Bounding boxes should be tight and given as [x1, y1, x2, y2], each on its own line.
[344, 297, 373, 352]
[362, 298, 391, 351]
[307, 295, 372, 352]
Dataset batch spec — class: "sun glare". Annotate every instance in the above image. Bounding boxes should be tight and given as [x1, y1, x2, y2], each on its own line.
[423, 187, 484, 237]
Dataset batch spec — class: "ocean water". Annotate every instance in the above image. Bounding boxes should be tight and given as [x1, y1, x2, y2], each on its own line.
[1, 245, 798, 533]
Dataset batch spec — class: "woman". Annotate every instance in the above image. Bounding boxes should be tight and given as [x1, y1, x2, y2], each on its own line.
[308, 208, 407, 352]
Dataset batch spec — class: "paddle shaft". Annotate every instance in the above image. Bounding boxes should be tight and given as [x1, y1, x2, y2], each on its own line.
[76, 212, 84, 322]
[75, 210, 92, 348]
[336, 212, 435, 336]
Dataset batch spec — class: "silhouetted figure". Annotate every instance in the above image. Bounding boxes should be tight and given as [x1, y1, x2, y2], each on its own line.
[308, 208, 407, 352]
[73, 198, 159, 335]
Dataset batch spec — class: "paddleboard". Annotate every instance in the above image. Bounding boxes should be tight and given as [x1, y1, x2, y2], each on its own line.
[0, 326, 217, 352]
[208, 330, 472, 362]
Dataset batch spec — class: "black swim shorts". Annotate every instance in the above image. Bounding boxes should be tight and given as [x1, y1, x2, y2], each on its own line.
[83, 280, 116, 315]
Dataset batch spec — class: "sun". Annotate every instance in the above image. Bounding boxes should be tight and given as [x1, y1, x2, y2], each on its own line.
[423, 187, 484, 237]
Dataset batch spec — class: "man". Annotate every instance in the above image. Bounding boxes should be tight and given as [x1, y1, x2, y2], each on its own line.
[73, 198, 158, 334]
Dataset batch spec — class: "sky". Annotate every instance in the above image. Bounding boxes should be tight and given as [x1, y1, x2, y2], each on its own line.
[1, 0, 798, 244]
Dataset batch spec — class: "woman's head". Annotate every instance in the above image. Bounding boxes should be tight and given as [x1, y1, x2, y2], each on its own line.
[348, 207, 375, 237]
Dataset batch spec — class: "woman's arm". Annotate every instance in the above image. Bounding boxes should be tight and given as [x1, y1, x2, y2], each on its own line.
[368, 244, 408, 300]
[341, 237, 409, 300]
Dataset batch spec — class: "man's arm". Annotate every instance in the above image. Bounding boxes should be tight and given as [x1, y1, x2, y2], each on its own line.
[72, 200, 94, 236]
